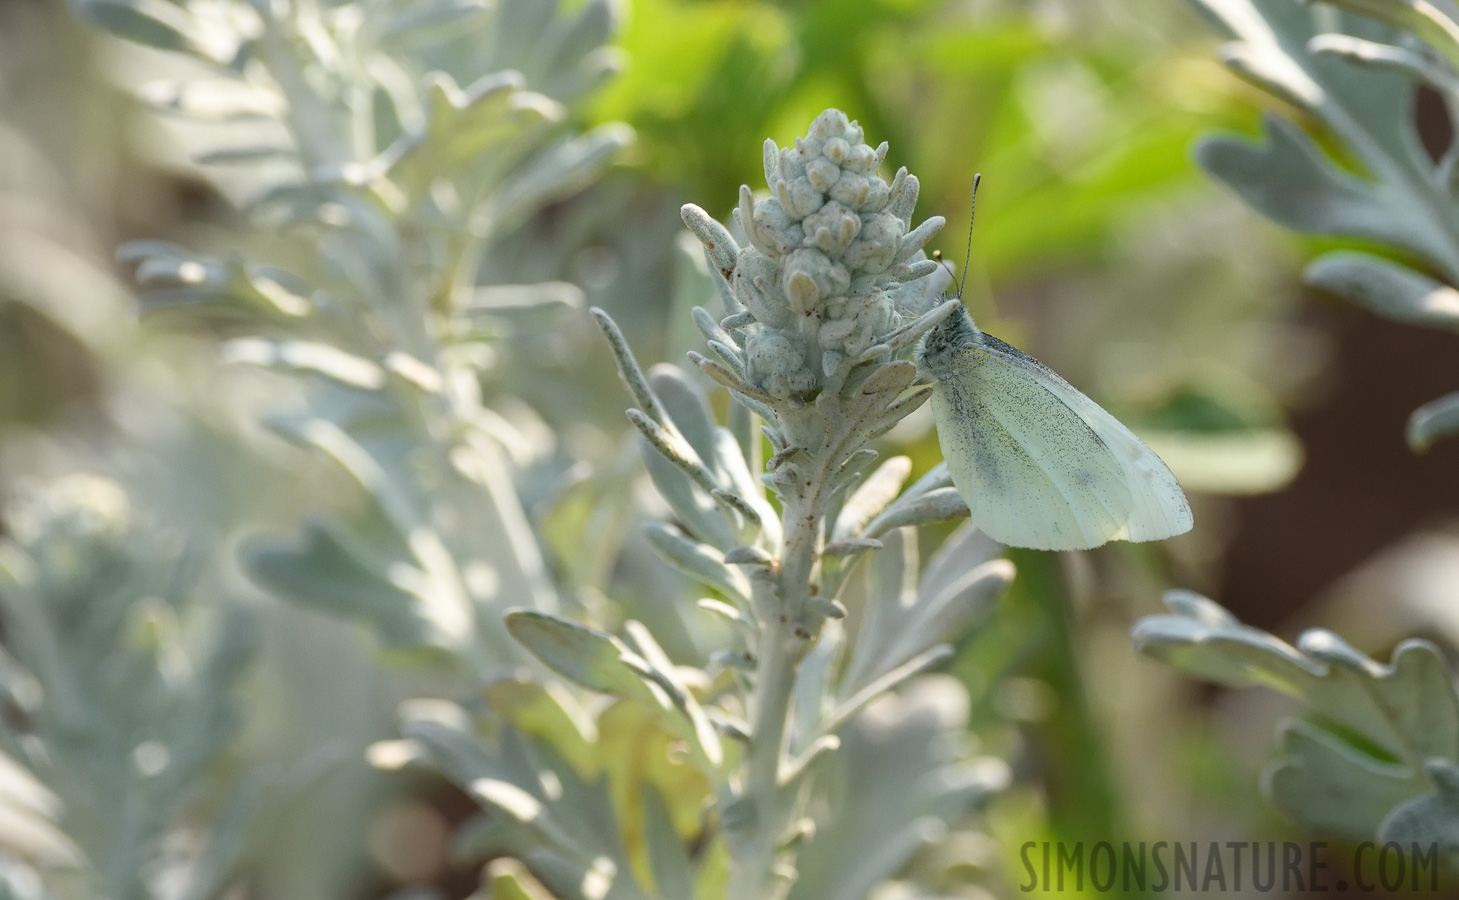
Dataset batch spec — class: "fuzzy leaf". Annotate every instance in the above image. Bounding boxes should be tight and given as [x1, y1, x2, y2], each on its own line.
[642, 524, 747, 604]
[1265, 718, 1421, 838]
[1135, 591, 1459, 840]
[1197, 115, 1425, 250]
[503, 613, 725, 772]
[788, 677, 1009, 900]
[75, 0, 200, 54]
[243, 522, 433, 649]
[832, 456, 912, 543]
[641, 784, 694, 900]
[1305, 251, 1459, 332]
[841, 525, 1010, 695]
[1189, 0, 1459, 277]
[1408, 391, 1459, 451]
[223, 339, 386, 390]
[486, 125, 634, 233]
[1380, 761, 1459, 850]
[381, 70, 544, 195]
[504, 611, 643, 695]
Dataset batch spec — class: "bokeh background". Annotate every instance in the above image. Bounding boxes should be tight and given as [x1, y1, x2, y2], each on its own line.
[2, 0, 1457, 896]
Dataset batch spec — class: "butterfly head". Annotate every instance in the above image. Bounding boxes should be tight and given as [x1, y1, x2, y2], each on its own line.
[917, 300, 981, 376]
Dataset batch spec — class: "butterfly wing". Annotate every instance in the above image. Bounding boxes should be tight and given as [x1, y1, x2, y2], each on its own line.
[931, 334, 1192, 550]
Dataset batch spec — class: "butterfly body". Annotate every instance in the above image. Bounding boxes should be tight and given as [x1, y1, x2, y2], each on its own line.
[918, 304, 1192, 550]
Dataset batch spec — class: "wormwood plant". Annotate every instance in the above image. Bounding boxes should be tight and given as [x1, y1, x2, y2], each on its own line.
[0, 476, 254, 900]
[383, 109, 1013, 900]
[1136, 0, 1459, 852]
[594, 108, 1006, 897]
[94, 0, 631, 672]
[0, 0, 633, 895]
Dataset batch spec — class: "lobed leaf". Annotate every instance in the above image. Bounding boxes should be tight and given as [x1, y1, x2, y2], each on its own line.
[1135, 591, 1459, 840]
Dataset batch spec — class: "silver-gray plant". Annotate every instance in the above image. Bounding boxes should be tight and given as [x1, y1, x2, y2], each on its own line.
[0, 476, 254, 900]
[1136, 0, 1459, 855]
[501, 109, 1014, 899]
[98, 0, 632, 672]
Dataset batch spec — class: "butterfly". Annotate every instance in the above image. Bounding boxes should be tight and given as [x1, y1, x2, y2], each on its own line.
[917, 304, 1192, 550]
[914, 176, 1192, 550]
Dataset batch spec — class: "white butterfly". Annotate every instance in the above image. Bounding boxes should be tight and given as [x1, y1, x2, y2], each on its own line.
[917, 303, 1193, 550]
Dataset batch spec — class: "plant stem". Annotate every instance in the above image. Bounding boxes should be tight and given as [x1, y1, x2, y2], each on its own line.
[727, 446, 823, 899]
[728, 618, 798, 898]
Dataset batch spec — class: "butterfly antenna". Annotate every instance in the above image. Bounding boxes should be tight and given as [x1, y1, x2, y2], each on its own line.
[955, 173, 980, 298]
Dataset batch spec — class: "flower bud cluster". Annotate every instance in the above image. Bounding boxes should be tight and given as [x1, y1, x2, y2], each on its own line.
[727, 109, 945, 397]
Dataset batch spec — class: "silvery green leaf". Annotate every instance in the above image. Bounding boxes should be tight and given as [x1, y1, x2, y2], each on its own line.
[479, 680, 596, 773]
[621, 622, 723, 767]
[137, 80, 284, 120]
[831, 456, 911, 543]
[223, 339, 386, 390]
[0, 753, 67, 855]
[891, 216, 944, 267]
[403, 714, 646, 899]
[1218, 36, 1323, 109]
[1305, 251, 1459, 332]
[381, 0, 488, 36]
[168, 607, 258, 783]
[1308, 33, 1459, 94]
[709, 429, 780, 548]
[121, 244, 313, 319]
[73, 0, 201, 55]
[1196, 115, 1440, 256]
[863, 488, 969, 538]
[648, 366, 719, 469]
[1312, 0, 1459, 69]
[788, 677, 1008, 900]
[691, 306, 737, 349]
[641, 784, 694, 900]
[543, 46, 625, 103]
[680, 204, 738, 279]
[1379, 760, 1459, 850]
[625, 406, 734, 545]
[193, 146, 297, 166]
[481, 0, 621, 100]
[459, 282, 583, 317]
[591, 308, 669, 426]
[482, 125, 634, 235]
[503, 613, 721, 768]
[504, 611, 645, 696]
[541, 0, 619, 78]
[379, 70, 536, 195]
[1264, 718, 1422, 839]
[263, 418, 425, 545]
[0, 859, 52, 900]
[1407, 391, 1459, 451]
[243, 522, 434, 649]
[821, 538, 882, 558]
[790, 621, 844, 752]
[643, 450, 736, 550]
[493, 613, 728, 786]
[1189, 0, 1459, 278]
[1134, 591, 1459, 839]
[841, 525, 1010, 696]
[1133, 589, 1321, 685]
[642, 523, 748, 604]
[179, 773, 266, 900]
